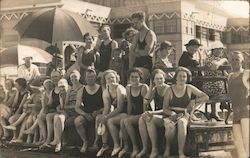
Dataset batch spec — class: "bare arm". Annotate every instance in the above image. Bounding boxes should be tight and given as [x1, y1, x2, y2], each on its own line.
[163, 87, 176, 116]
[137, 30, 156, 56]
[102, 90, 111, 115]
[75, 87, 89, 116]
[15, 93, 28, 114]
[107, 85, 126, 118]
[126, 86, 132, 115]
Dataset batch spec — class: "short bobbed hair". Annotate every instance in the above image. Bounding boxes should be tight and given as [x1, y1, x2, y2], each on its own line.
[173, 67, 192, 83]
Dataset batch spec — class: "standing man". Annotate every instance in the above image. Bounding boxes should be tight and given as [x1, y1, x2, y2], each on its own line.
[130, 11, 157, 82]
[96, 24, 118, 75]
[17, 56, 40, 83]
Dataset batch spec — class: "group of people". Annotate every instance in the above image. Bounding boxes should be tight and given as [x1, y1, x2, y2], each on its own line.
[0, 10, 249, 158]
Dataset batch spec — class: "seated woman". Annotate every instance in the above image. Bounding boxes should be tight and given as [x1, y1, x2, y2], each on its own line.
[0, 79, 17, 140]
[119, 68, 149, 158]
[74, 68, 103, 153]
[96, 69, 127, 157]
[7, 79, 43, 144]
[163, 67, 208, 158]
[24, 79, 54, 145]
[202, 42, 228, 121]
[41, 70, 62, 147]
[136, 69, 170, 158]
[50, 71, 82, 152]
[3, 78, 29, 142]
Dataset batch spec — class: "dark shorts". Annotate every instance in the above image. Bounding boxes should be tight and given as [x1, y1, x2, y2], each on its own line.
[134, 56, 152, 70]
[233, 106, 250, 124]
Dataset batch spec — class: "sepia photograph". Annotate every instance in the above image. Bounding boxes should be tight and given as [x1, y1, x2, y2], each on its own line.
[0, 0, 249, 157]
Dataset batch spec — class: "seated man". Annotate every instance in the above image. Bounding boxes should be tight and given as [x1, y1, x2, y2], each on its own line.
[74, 68, 103, 153]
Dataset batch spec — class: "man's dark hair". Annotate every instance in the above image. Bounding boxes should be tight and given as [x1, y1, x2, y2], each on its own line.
[131, 11, 146, 21]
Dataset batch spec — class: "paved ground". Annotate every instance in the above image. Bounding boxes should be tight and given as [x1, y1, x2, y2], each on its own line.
[0, 147, 233, 158]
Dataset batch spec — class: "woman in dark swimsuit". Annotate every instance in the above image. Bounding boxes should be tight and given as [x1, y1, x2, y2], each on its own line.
[136, 69, 169, 158]
[41, 70, 62, 147]
[96, 70, 127, 157]
[163, 67, 208, 158]
[50, 71, 82, 152]
[119, 68, 149, 158]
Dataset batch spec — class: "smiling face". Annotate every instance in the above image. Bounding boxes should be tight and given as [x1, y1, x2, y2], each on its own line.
[85, 71, 96, 86]
[153, 73, 165, 86]
[129, 72, 141, 85]
[84, 35, 94, 46]
[70, 73, 80, 84]
[105, 72, 117, 86]
[50, 71, 61, 85]
[176, 71, 188, 85]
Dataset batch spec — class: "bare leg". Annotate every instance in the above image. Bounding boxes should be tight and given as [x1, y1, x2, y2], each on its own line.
[50, 114, 65, 145]
[44, 113, 56, 144]
[163, 119, 176, 157]
[8, 115, 20, 140]
[124, 115, 140, 158]
[74, 115, 89, 153]
[136, 116, 149, 158]
[241, 118, 250, 157]
[107, 113, 127, 156]
[10, 113, 28, 127]
[0, 117, 9, 138]
[177, 118, 188, 158]
[38, 114, 46, 143]
[119, 118, 129, 158]
[96, 114, 110, 157]
[146, 117, 163, 158]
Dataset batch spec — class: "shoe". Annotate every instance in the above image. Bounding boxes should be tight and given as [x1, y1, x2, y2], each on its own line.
[210, 113, 223, 121]
[96, 145, 109, 157]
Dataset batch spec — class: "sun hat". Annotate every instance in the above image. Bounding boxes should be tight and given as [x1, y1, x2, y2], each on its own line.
[185, 39, 202, 47]
[210, 41, 226, 50]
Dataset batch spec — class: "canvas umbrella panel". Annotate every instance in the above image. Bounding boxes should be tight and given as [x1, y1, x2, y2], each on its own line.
[14, 8, 98, 44]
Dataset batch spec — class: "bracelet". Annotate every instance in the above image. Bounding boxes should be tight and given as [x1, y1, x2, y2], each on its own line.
[144, 98, 150, 101]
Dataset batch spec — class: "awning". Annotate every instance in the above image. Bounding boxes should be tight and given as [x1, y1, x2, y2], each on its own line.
[61, 0, 111, 24]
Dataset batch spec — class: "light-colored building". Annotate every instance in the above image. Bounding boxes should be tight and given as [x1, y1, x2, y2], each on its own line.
[83, 0, 249, 66]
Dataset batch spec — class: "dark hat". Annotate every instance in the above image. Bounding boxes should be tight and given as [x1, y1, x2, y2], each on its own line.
[160, 41, 173, 48]
[185, 39, 202, 47]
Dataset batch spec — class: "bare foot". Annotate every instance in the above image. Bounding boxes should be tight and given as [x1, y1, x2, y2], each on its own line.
[111, 146, 122, 157]
[179, 154, 186, 158]
[136, 149, 147, 158]
[131, 149, 140, 158]
[149, 150, 159, 158]
[80, 141, 88, 153]
[118, 147, 129, 158]
[49, 140, 57, 146]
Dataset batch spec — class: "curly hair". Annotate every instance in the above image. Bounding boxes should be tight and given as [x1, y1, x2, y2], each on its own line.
[101, 69, 120, 88]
